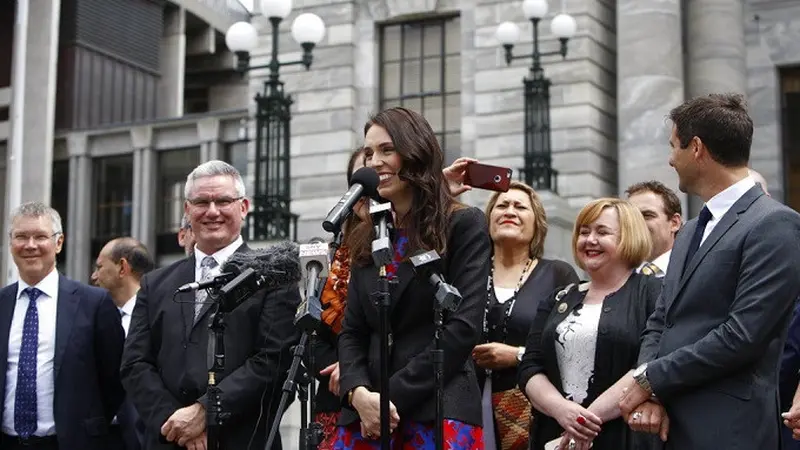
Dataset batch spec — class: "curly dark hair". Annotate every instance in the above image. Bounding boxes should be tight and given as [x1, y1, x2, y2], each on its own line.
[350, 107, 462, 265]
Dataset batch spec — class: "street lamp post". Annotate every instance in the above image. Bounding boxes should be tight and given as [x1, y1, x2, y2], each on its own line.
[225, 0, 326, 241]
[496, 0, 576, 192]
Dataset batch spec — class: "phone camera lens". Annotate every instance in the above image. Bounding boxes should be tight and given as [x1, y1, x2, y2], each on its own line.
[493, 175, 502, 183]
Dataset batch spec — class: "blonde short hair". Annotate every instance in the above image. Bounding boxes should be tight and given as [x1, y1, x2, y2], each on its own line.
[485, 181, 548, 259]
[572, 198, 652, 270]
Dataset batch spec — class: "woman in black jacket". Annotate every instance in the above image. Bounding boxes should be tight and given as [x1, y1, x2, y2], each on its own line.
[335, 107, 491, 449]
[518, 198, 663, 450]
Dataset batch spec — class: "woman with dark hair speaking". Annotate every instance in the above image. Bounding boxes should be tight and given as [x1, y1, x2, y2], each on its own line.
[335, 107, 491, 449]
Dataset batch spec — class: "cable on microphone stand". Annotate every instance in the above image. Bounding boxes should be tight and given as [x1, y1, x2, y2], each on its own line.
[369, 201, 395, 450]
[410, 250, 463, 450]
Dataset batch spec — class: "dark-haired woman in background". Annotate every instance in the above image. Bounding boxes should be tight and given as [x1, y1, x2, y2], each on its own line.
[335, 107, 491, 449]
[476, 181, 579, 450]
[311, 148, 371, 450]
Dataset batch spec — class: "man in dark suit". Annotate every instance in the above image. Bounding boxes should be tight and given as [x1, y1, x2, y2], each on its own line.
[0, 201, 125, 450]
[92, 237, 155, 450]
[618, 93, 800, 449]
[121, 160, 301, 450]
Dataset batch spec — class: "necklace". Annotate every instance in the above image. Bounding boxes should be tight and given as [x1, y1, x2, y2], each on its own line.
[483, 256, 533, 343]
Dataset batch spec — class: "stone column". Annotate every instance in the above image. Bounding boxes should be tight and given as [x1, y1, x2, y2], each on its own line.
[198, 117, 221, 162]
[616, 0, 687, 214]
[686, 0, 746, 98]
[157, 7, 186, 118]
[66, 133, 92, 282]
[685, 0, 746, 216]
[4, 0, 62, 284]
[131, 126, 157, 254]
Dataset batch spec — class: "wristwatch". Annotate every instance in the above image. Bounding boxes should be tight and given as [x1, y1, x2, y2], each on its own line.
[516, 346, 525, 363]
[632, 363, 653, 394]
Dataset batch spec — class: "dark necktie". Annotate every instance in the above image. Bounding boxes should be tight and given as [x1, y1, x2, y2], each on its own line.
[15, 287, 42, 438]
[684, 206, 713, 274]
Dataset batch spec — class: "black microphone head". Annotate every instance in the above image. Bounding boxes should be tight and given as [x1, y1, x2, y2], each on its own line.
[222, 241, 302, 289]
[350, 167, 380, 199]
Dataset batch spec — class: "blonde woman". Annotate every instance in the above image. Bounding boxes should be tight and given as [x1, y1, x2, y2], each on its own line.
[518, 198, 662, 450]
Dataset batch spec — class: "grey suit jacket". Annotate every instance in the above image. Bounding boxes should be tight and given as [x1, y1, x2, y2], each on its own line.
[638, 185, 800, 450]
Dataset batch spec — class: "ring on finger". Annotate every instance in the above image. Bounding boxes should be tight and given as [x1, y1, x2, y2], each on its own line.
[632, 411, 643, 421]
[568, 439, 576, 450]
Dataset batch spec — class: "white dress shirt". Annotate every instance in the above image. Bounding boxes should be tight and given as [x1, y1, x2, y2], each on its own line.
[192, 236, 244, 282]
[701, 176, 756, 246]
[651, 249, 672, 274]
[2, 269, 59, 437]
[119, 295, 137, 338]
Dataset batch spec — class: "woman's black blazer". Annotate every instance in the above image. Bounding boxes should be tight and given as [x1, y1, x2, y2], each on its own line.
[337, 206, 492, 427]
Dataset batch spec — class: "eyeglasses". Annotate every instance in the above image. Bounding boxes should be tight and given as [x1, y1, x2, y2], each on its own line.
[11, 232, 61, 245]
[186, 196, 243, 210]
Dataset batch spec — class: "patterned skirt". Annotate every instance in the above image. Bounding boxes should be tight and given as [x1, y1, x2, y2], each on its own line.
[333, 420, 484, 449]
[315, 411, 342, 450]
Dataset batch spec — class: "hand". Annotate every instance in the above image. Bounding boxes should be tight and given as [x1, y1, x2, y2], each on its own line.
[782, 405, 800, 440]
[624, 401, 669, 442]
[351, 387, 400, 439]
[618, 377, 652, 417]
[442, 157, 478, 196]
[185, 431, 207, 450]
[472, 342, 519, 370]
[552, 400, 602, 441]
[320, 362, 341, 396]
[161, 403, 205, 446]
[558, 433, 592, 450]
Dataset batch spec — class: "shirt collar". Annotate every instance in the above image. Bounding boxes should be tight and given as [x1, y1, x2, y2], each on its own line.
[193, 235, 244, 270]
[704, 176, 756, 221]
[651, 249, 671, 273]
[120, 294, 137, 316]
[17, 268, 60, 300]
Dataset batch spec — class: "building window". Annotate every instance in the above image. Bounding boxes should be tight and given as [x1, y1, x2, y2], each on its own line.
[225, 140, 249, 180]
[52, 160, 69, 272]
[91, 155, 134, 261]
[155, 147, 200, 257]
[782, 67, 800, 212]
[379, 15, 461, 163]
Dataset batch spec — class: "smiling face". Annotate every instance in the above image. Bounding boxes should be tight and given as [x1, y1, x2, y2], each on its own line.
[184, 175, 249, 255]
[363, 124, 411, 205]
[576, 206, 621, 273]
[10, 215, 64, 286]
[489, 188, 536, 249]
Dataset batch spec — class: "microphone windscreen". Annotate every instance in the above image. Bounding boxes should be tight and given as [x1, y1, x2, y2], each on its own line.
[222, 241, 302, 289]
[349, 167, 380, 199]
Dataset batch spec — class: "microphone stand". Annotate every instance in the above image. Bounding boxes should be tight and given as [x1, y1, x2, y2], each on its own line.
[265, 333, 310, 450]
[430, 282, 460, 450]
[206, 298, 231, 450]
[369, 202, 394, 450]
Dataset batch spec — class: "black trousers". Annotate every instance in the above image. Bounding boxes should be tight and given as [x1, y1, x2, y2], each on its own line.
[0, 433, 58, 450]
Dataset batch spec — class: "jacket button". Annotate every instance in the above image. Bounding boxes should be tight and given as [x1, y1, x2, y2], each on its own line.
[180, 389, 188, 396]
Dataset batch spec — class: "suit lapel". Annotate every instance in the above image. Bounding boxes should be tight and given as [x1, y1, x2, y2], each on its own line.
[179, 256, 198, 340]
[668, 186, 763, 311]
[388, 262, 414, 313]
[55, 276, 81, 382]
[192, 243, 251, 329]
[0, 284, 17, 421]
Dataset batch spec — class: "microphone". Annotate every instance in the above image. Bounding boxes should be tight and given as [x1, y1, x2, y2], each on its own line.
[175, 272, 236, 293]
[214, 241, 303, 313]
[294, 238, 330, 331]
[370, 199, 394, 267]
[410, 250, 462, 312]
[322, 167, 381, 233]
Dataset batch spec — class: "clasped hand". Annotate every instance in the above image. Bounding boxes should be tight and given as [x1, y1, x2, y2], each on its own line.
[351, 387, 400, 440]
[619, 380, 669, 442]
[161, 402, 207, 448]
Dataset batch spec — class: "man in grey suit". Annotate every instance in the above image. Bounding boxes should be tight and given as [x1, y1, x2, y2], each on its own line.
[618, 93, 800, 450]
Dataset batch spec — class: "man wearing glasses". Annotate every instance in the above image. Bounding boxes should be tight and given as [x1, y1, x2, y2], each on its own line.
[0, 202, 124, 450]
[121, 160, 301, 450]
